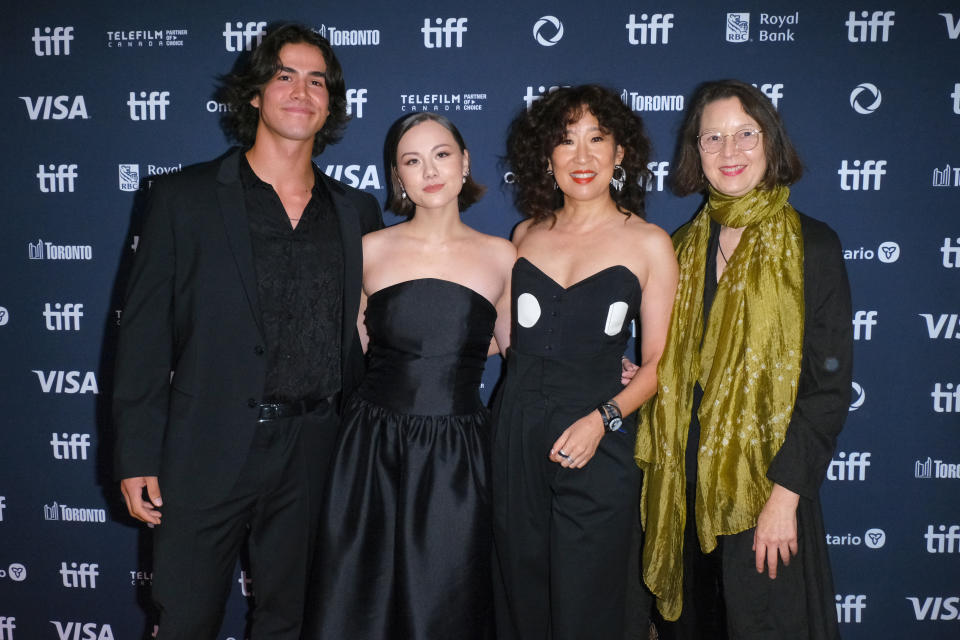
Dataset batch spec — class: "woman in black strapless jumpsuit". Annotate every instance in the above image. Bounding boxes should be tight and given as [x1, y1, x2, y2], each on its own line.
[305, 113, 514, 639]
[493, 86, 679, 639]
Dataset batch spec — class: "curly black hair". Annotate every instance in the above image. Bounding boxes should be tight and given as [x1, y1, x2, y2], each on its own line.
[506, 85, 652, 225]
[672, 79, 803, 196]
[219, 23, 348, 157]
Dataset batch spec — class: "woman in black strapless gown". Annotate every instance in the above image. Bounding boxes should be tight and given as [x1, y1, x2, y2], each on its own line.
[493, 86, 679, 639]
[305, 113, 514, 639]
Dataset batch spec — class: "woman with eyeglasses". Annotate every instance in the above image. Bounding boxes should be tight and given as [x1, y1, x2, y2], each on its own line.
[635, 80, 853, 639]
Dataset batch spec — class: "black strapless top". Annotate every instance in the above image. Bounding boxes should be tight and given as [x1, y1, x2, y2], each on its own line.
[357, 278, 496, 416]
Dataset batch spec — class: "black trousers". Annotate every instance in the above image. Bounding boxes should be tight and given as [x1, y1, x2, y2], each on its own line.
[150, 403, 339, 639]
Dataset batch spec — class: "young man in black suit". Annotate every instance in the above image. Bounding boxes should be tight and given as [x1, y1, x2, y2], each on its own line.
[113, 23, 382, 638]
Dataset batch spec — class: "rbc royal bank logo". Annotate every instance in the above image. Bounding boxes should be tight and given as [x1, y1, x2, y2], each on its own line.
[223, 21, 266, 51]
[726, 13, 749, 42]
[533, 16, 564, 46]
[20, 96, 88, 120]
[33, 26, 74, 55]
[838, 160, 886, 190]
[421, 18, 468, 48]
[119, 164, 139, 191]
[626, 13, 674, 45]
[846, 11, 895, 42]
[849, 83, 881, 114]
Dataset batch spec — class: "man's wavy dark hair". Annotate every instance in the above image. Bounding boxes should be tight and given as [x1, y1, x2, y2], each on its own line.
[506, 85, 653, 225]
[220, 23, 348, 157]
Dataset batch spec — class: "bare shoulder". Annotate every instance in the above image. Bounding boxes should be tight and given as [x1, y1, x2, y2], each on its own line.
[466, 229, 517, 271]
[363, 222, 405, 251]
[623, 216, 674, 254]
[511, 218, 537, 246]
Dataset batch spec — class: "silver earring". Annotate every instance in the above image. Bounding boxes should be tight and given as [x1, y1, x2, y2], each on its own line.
[611, 164, 626, 192]
[401, 187, 407, 199]
[547, 167, 558, 190]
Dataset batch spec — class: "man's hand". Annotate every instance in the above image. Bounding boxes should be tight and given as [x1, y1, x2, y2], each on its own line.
[120, 476, 163, 525]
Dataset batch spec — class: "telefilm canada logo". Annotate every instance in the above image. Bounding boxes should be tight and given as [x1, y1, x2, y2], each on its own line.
[400, 92, 487, 113]
[106, 27, 188, 48]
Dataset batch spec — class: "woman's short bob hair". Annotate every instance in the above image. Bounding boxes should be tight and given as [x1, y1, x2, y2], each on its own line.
[384, 112, 485, 217]
[220, 23, 348, 157]
[672, 79, 803, 196]
[506, 84, 653, 225]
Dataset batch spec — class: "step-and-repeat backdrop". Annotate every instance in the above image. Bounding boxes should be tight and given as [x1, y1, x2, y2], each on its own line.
[1, 1, 957, 638]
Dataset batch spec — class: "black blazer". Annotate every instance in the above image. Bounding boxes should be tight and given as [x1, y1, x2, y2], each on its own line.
[112, 148, 383, 508]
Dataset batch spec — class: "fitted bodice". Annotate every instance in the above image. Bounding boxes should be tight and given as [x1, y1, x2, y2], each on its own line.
[357, 278, 495, 415]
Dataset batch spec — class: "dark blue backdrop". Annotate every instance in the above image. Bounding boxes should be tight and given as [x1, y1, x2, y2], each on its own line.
[1, 1, 958, 638]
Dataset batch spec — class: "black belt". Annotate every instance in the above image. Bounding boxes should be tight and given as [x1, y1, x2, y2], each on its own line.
[255, 394, 338, 422]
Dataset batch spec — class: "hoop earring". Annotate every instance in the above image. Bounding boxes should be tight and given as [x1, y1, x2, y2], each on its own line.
[611, 165, 626, 192]
[546, 167, 558, 190]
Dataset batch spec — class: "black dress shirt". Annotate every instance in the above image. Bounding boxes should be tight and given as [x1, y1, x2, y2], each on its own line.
[240, 155, 343, 403]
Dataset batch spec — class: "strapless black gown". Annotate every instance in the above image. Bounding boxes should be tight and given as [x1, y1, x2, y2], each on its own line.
[307, 278, 496, 640]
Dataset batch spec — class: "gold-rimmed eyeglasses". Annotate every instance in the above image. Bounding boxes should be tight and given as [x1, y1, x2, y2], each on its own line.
[697, 128, 762, 154]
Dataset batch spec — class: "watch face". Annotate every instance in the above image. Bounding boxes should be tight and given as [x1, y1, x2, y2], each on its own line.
[609, 417, 623, 431]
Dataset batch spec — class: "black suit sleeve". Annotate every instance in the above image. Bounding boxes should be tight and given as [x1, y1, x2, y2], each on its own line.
[112, 179, 177, 481]
[767, 217, 854, 499]
[356, 190, 385, 234]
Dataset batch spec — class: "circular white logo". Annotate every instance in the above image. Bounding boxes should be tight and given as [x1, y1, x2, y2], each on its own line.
[0, 306, 8, 326]
[864, 528, 886, 549]
[877, 241, 900, 263]
[849, 382, 865, 411]
[850, 83, 881, 114]
[533, 16, 564, 46]
[516, 293, 542, 328]
[8, 563, 27, 582]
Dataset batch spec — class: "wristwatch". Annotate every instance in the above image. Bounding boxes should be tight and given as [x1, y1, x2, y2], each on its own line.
[596, 400, 623, 432]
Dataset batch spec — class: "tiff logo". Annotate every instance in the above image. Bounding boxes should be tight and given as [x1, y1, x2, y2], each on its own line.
[931, 383, 960, 413]
[925, 524, 960, 553]
[239, 569, 254, 597]
[940, 13, 960, 39]
[51, 433, 91, 460]
[837, 159, 886, 190]
[33, 26, 74, 56]
[50, 622, 115, 640]
[60, 562, 99, 588]
[952, 84, 960, 115]
[943, 237, 960, 268]
[421, 18, 468, 48]
[907, 596, 960, 621]
[223, 21, 266, 52]
[920, 314, 960, 339]
[646, 162, 669, 192]
[852, 310, 877, 340]
[626, 13, 674, 45]
[845, 11, 894, 42]
[37, 164, 78, 193]
[0, 617, 14, 640]
[836, 594, 867, 623]
[932, 164, 960, 187]
[127, 91, 170, 121]
[346, 88, 367, 119]
[0, 496, 5, 522]
[20, 96, 88, 120]
[827, 451, 870, 481]
[523, 85, 565, 110]
[43, 303, 83, 331]
[755, 83, 783, 108]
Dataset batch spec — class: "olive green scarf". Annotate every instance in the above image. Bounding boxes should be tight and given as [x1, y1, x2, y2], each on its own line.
[635, 185, 804, 621]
